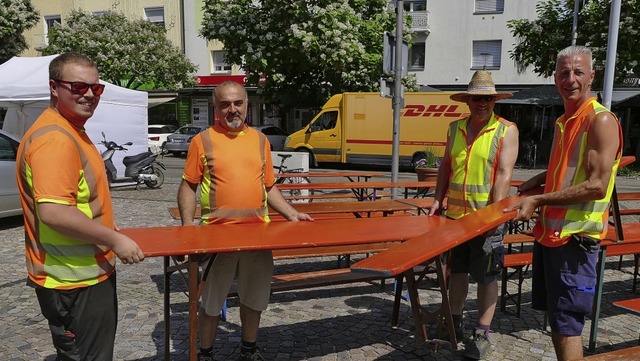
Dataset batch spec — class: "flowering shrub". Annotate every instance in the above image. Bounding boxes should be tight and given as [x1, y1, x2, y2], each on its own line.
[43, 10, 197, 90]
[0, 0, 39, 63]
[200, 0, 418, 107]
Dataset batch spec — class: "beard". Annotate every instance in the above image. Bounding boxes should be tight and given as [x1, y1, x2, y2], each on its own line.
[223, 117, 244, 130]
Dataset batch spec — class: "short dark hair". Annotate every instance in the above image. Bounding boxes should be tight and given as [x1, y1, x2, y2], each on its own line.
[49, 52, 98, 80]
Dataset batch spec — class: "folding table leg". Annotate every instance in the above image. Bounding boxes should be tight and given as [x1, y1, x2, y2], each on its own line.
[189, 258, 199, 361]
[435, 255, 457, 350]
[404, 268, 428, 341]
[164, 256, 170, 361]
[392, 275, 405, 327]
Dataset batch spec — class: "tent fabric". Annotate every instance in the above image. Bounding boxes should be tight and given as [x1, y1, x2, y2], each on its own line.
[0, 55, 148, 175]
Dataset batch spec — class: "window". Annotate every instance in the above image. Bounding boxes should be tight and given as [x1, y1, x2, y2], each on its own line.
[211, 51, 232, 73]
[93, 11, 108, 16]
[310, 112, 338, 131]
[144, 7, 165, 28]
[475, 0, 504, 13]
[404, 0, 427, 12]
[0, 133, 18, 161]
[409, 42, 425, 71]
[472, 40, 502, 70]
[43, 15, 61, 46]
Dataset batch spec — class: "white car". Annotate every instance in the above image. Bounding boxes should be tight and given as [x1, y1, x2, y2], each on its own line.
[253, 125, 289, 151]
[0, 129, 22, 219]
[148, 124, 179, 153]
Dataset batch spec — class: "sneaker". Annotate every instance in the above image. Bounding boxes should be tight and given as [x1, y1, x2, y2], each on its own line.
[197, 353, 213, 361]
[238, 347, 266, 361]
[460, 328, 492, 360]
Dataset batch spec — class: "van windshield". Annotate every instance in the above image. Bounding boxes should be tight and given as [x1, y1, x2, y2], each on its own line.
[310, 111, 338, 132]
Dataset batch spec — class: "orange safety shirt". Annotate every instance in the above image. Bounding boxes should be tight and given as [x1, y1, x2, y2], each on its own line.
[182, 123, 275, 224]
[16, 108, 116, 289]
[534, 98, 623, 247]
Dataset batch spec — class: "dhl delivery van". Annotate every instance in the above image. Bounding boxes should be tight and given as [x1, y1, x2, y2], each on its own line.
[283, 92, 470, 167]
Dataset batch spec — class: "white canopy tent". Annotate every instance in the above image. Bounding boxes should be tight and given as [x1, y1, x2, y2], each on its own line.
[0, 54, 148, 175]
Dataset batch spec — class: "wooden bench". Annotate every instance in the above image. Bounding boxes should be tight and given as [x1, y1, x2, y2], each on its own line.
[500, 251, 533, 317]
[283, 190, 392, 202]
[223, 242, 404, 296]
[612, 297, 640, 344]
[499, 226, 640, 318]
[577, 345, 640, 360]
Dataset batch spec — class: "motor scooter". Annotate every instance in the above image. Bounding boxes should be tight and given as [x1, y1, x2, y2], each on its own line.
[100, 132, 166, 189]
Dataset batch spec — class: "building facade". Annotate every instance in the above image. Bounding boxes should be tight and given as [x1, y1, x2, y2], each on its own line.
[404, 0, 553, 89]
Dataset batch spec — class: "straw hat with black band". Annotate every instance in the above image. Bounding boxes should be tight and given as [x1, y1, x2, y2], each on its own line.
[450, 70, 513, 103]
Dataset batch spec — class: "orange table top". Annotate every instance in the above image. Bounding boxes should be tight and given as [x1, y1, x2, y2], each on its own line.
[351, 195, 524, 277]
[269, 199, 418, 215]
[122, 215, 450, 258]
[612, 297, 640, 316]
[578, 345, 640, 360]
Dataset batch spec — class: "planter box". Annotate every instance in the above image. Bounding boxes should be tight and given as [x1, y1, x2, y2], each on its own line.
[415, 167, 439, 182]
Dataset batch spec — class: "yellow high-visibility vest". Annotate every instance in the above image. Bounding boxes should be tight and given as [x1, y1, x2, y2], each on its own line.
[446, 113, 514, 219]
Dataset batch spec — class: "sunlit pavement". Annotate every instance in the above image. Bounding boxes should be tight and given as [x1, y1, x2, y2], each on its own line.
[2, 155, 639, 360]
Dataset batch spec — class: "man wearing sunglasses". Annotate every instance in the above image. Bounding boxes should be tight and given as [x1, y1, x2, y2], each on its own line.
[16, 52, 144, 361]
[428, 70, 518, 359]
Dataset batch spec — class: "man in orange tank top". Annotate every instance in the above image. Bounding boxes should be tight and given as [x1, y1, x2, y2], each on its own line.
[507, 46, 623, 361]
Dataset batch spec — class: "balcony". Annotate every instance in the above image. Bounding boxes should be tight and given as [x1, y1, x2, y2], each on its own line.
[408, 11, 430, 34]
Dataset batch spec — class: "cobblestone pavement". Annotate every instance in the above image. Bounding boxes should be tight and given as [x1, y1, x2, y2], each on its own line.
[1, 156, 639, 360]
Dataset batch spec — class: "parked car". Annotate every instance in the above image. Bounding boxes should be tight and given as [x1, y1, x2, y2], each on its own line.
[0, 129, 22, 218]
[148, 124, 178, 152]
[253, 125, 289, 151]
[165, 125, 206, 156]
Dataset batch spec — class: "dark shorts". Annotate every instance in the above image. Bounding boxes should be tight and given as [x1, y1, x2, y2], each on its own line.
[449, 231, 505, 284]
[532, 237, 600, 336]
[35, 272, 117, 361]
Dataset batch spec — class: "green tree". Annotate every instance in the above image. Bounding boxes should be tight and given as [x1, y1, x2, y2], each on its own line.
[43, 10, 196, 90]
[508, 0, 640, 86]
[201, 0, 413, 108]
[0, 0, 39, 64]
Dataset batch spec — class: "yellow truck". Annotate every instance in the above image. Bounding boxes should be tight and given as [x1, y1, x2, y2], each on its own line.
[283, 92, 470, 167]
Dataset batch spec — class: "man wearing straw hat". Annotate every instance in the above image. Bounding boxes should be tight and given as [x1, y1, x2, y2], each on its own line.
[429, 70, 519, 359]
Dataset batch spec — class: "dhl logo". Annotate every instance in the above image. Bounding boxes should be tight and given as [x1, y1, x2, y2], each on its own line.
[402, 104, 468, 117]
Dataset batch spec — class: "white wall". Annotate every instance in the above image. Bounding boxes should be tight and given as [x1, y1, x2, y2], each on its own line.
[414, 0, 553, 87]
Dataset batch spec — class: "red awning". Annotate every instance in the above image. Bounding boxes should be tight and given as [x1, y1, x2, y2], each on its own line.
[195, 75, 247, 86]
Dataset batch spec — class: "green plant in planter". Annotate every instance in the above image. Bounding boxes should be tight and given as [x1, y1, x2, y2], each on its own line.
[413, 148, 440, 169]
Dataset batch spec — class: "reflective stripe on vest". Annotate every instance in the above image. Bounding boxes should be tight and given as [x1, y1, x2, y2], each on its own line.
[446, 114, 513, 219]
[19, 125, 114, 289]
[535, 99, 622, 245]
[199, 130, 268, 222]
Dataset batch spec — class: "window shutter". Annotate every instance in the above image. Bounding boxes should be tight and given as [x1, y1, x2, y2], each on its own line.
[472, 40, 502, 69]
[475, 0, 504, 13]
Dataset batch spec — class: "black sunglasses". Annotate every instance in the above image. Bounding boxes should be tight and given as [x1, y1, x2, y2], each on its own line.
[54, 79, 105, 96]
[469, 95, 495, 102]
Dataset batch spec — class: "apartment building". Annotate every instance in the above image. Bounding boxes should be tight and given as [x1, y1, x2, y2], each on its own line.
[405, 0, 552, 89]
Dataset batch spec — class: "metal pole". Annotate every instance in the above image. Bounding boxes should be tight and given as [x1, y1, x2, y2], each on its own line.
[391, 0, 404, 199]
[601, 0, 621, 110]
[588, 0, 620, 352]
[571, 0, 580, 45]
